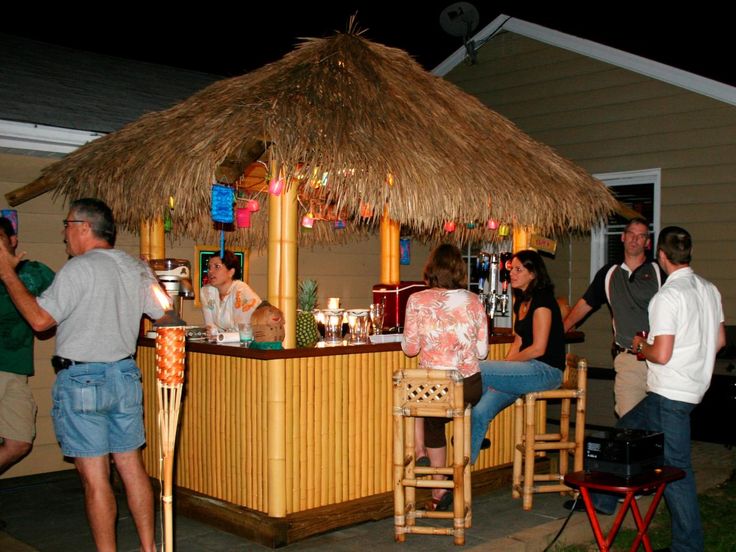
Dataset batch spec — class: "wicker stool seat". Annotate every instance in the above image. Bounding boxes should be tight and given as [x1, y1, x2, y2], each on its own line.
[511, 355, 588, 510]
[393, 367, 471, 545]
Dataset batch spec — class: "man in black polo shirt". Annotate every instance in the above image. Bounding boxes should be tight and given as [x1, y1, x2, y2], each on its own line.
[564, 217, 662, 417]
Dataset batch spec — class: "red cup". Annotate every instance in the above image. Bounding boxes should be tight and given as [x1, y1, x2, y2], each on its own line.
[636, 330, 648, 360]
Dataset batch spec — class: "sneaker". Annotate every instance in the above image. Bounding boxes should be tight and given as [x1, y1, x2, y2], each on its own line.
[618, 493, 643, 503]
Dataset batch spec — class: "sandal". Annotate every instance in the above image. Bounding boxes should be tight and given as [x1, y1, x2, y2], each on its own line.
[425, 491, 453, 512]
[415, 456, 431, 467]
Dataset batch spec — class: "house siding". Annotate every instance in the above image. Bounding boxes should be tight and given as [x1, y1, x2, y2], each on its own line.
[446, 32, 736, 370]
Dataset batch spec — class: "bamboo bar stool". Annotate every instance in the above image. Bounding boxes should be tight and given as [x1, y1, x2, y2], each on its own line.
[393, 367, 471, 546]
[512, 355, 587, 510]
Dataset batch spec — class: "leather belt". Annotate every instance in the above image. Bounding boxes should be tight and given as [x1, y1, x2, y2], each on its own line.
[613, 345, 635, 356]
[52, 355, 133, 374]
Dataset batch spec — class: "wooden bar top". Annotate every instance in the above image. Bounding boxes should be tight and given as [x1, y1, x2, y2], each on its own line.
[138, 331, 583, 360]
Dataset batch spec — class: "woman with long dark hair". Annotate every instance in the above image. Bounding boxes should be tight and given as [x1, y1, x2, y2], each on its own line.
[200, 250, 261, 333]
[470, 250, 565, 463]
[402, 243, 488, 511]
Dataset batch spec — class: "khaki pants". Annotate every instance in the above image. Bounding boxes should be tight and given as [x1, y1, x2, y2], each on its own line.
[0, 372, 37, 443]
[613, 352, 648, 418]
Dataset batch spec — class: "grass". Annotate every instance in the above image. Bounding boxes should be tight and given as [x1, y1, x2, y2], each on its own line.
[554, 469, 736, 551]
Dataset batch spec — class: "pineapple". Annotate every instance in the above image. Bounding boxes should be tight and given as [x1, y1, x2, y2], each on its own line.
[296, 279, 320, 347]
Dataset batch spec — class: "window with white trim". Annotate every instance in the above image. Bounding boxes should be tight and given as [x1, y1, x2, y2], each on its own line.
[590, 169, 661, 280]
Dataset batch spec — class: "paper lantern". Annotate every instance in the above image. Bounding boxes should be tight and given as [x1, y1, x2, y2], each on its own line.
[211, 184, 234, 223]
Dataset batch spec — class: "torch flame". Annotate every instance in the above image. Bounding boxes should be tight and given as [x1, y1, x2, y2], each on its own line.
[152, 284, 173, 311]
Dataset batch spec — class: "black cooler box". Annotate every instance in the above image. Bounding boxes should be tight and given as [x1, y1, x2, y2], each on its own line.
[584, 429, 664, 478]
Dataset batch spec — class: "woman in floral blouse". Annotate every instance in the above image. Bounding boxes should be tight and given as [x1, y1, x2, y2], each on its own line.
[402, 244, 488, 511]
[200, 250, 261, 334]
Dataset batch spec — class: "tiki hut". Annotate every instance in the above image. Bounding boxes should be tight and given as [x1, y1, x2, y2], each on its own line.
[10, 29, 616, 248]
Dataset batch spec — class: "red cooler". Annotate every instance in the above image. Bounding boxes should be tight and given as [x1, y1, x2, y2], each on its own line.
[372, 281, 427, 332]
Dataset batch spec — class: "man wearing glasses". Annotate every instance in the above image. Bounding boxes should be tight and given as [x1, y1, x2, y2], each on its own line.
[0, 198, 163, 552]
[563, 217, 663, 417]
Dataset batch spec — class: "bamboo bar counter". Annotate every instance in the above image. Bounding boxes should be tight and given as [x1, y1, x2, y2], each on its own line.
[137, 333, 582, 547]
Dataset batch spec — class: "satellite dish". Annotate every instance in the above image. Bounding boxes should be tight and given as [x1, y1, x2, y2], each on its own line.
[439, 2, 479, 38]
[439, 2, 480, 64]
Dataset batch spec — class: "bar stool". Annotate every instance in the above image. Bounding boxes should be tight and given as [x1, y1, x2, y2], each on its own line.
[393, 367, 471, 545]
[512, 355, 587, 510]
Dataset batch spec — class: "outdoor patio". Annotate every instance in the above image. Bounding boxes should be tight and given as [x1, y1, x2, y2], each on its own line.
[1, 441, 732, 551]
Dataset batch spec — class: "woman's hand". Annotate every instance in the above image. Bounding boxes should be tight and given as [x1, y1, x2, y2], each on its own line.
[505, 307, 551, 362]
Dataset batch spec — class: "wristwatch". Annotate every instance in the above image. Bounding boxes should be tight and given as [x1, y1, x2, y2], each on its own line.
[636, 343, 644, 354]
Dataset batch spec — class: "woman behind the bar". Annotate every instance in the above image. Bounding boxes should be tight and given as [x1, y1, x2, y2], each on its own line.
[402, 244, 488, 511]
[200, 250, 261, 333]
[470, 250, 565, 463]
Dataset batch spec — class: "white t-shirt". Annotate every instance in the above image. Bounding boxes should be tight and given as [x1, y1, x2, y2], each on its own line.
[38, 248, 164, 361]
[646, 267, 724, 404]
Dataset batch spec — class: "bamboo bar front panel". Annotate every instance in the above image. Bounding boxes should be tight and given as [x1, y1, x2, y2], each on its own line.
[137, 338, 542, 524]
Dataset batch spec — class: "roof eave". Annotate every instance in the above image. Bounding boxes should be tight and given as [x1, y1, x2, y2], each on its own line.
[433, 14, 736, 108]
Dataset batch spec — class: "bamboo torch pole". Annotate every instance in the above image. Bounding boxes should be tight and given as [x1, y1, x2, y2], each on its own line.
[154, 321, 186, 552]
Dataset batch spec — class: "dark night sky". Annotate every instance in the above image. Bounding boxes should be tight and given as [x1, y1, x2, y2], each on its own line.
[3, 3, 735, 86]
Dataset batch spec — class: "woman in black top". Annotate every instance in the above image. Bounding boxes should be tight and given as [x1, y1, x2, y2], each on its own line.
[470, 250, 565, 463]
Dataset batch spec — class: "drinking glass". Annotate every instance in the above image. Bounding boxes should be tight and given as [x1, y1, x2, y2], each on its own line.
[237, 323, 254, 348]
[369, 303, 385, 335]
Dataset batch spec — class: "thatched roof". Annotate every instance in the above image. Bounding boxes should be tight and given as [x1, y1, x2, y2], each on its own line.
[19, 30, 616, 247]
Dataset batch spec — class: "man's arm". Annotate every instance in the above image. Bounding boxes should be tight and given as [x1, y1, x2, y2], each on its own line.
[563, 298, 593, 332]
[632, 333, 674, 365]
[0, 246, 56, 332]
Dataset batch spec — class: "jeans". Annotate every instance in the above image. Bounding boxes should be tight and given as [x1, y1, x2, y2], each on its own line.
[592, 393, 702, 552]
[470, 359, 562, 463]
[52, 358, 145, 457]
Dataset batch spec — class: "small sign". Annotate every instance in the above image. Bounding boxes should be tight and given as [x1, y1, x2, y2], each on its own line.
[529, 234, 557, 255]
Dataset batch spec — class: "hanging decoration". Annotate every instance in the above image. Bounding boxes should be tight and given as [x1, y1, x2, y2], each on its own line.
[236, 199, 260, 228]
[498, 223, 510, 237]
[211, 184, 235, 256]
[301, 212, 315, 229]
[486, 218, 499, 230]
[164, 196, 174, 233]
[443, 220, 456, 233]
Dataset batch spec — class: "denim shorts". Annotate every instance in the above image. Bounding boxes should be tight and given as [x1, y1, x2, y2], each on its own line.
[51, 358, 145, 457]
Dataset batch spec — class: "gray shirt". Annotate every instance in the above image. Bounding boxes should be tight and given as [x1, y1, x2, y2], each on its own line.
[39, 248, 164, 362]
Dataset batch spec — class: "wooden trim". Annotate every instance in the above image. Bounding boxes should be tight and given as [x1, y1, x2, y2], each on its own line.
[137, 331, 583, 360]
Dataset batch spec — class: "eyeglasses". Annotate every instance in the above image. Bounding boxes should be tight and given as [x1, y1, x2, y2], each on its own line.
[62, 219, 86, 228]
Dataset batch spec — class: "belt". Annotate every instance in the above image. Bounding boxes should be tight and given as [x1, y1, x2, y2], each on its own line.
[613, 345, 635, 356]
[51, 355, 134, 374]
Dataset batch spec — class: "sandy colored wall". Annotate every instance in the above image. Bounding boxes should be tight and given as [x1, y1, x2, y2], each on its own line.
[446, 32, 736, 370]
[0, 150, 430, 477]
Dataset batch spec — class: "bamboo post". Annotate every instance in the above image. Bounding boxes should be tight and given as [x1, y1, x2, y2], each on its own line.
[380, 210, 400, 285]
[512, 225, 531, 253]
[140, 219, 151, 260]
[150, 216, 165, 260]
[280, 184, 297, 349]
[267, 166, 297, 348]
[267, 358, 287, 517]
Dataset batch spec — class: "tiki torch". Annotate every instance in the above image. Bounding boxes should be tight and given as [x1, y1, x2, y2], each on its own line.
[152, 285, 186, 552]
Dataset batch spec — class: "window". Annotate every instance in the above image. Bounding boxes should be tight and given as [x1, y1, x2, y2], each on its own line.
[590, 169, 661, 280]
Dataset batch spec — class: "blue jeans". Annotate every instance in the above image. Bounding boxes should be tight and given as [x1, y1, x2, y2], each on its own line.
[592, 393, 702, 552]
[471, 359, 562, 463]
